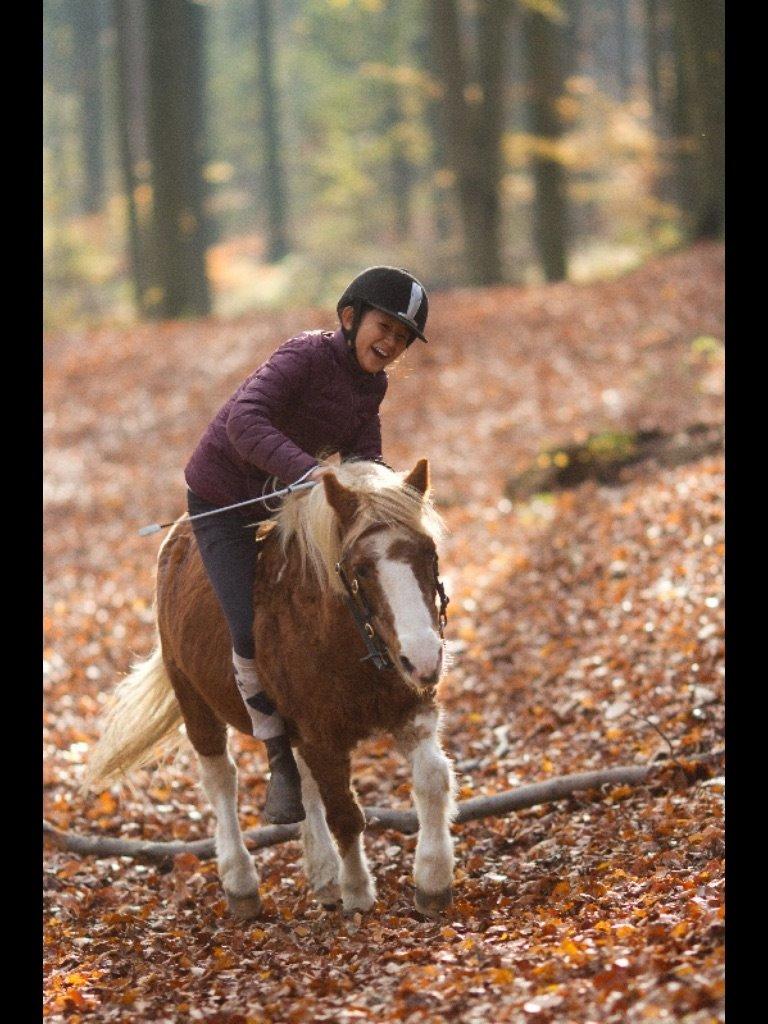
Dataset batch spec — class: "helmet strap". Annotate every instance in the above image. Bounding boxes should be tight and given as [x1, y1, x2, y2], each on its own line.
[343, 300, 366, 348]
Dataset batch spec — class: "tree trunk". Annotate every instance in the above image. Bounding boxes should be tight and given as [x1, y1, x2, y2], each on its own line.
[145, 0, 211, 318]
[255, 0, 289, 262]
[382, 0, 413, 241]
[616, 0, 632, 100]
[564, 0, 582, 79]
[475, 0, 507, 278]
[426, 0, 506, 285]
[71, 0, 105, 214]
[113, 0, 150, 315]
[643, 0, 678, 210]
[645, 0, 662, 121]
[523, 6, 569, 282]
[672, 0, 724, 239]
[417, 30, 453, 247]
[669, 3, 699, 228]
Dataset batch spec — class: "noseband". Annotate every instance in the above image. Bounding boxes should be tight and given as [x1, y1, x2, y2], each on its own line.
[334, 551, 450, 672]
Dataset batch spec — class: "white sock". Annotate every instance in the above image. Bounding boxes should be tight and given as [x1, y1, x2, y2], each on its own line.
[232, 652, 285, 740]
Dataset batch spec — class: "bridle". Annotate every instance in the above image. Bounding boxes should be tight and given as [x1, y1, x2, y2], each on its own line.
[334, 548, 450, 672]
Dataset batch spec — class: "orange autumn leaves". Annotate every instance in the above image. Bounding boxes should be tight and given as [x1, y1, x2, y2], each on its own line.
[44, 243, 723, 1022]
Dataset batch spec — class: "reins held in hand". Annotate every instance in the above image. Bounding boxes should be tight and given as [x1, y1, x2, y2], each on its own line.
[138, 479, 318, 536]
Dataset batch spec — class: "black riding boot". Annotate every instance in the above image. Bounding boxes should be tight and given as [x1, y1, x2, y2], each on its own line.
[263, 735, 306, 824]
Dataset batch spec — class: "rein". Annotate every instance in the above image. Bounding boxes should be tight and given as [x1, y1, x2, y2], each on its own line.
[334, 552, 450, 672]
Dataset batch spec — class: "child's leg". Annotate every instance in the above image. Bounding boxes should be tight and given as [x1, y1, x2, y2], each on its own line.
[231, 652, 284, 739]
[187, 491, 261, 661]
[188, 491, 305, 823]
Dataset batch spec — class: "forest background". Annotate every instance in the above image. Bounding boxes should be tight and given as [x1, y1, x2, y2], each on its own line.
[43, 0, 723, 329]
[43, 2, 724, 1022]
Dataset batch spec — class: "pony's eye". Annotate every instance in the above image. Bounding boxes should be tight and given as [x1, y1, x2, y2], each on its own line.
[356, 564, 369, 578]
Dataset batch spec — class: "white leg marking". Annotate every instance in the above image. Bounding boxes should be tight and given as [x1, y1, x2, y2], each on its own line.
[397, 710, 457, 896]
[372, 536, 443, 678]
[295, 752, 341, 904]
[197, 751, 260, 898]
[340, 833, 376, 913]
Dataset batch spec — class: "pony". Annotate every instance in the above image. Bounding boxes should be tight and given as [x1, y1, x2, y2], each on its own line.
[87, 459, 457, 920]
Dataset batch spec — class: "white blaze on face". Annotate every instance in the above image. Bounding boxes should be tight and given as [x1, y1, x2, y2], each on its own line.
[372, 533, 442, 679]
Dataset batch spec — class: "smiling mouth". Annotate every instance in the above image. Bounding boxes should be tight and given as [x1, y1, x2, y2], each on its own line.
[372, 346, 390, 359]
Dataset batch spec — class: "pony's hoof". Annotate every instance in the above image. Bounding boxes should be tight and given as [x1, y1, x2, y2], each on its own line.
[314, 881, 342, 910]
[341, 889, 376, 915]
[415, 886, 453, 918]
[226, 890, 262, 922]
[342, 900, 374, 917]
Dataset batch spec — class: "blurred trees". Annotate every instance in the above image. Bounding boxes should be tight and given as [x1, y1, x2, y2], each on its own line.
[145, 0, 211, 318]
[672, 0, 724, 239]
[43, 0, 725, 329]
[255, 0, 290, 262]
[113, 0, 150, 315]
[522, 0, 569, 282]
[71, 0, 106, 214]
[427, 0, 507, 285]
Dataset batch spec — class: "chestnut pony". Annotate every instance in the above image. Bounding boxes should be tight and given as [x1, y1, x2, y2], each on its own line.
[87, 459, 456, 919]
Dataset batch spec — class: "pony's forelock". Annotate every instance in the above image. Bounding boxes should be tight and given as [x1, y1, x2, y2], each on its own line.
[275, 461, 445, 593]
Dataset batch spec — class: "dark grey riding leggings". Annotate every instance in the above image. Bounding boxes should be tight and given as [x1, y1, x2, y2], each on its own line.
[187, 489, 266, 659]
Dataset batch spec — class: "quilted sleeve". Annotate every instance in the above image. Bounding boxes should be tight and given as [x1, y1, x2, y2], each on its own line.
[226, 337, 319, 485]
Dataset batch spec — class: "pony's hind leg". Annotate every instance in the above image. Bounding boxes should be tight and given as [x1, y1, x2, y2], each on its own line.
[295, 750, 342, 908]
[166, 661, 261, 921]
[197, 750, 262, 920]
[395, 708, 457, 918]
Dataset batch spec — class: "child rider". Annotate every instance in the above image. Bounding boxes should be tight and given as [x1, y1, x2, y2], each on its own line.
[183, 267, 430, 824]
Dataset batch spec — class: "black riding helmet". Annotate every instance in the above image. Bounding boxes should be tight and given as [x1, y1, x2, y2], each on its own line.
[337, 266, 429, 346]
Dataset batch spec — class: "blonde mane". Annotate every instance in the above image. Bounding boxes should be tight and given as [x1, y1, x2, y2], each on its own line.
[274, 461, 445, 595]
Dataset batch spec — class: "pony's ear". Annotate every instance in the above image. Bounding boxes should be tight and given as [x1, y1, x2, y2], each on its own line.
[322, 473, 360, 529]
[404, 458, 430, 497]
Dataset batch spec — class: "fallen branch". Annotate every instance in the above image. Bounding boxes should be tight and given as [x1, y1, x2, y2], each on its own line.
[43, 750, 722, 862]
[43, 819, 301, 860]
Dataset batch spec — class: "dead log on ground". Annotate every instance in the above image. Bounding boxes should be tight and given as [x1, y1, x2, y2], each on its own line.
[43, 751, 722, 862]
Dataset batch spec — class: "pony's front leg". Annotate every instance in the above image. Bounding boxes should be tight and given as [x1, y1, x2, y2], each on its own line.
[300, 747, 375, 914]
[197, 749, 262, 921]
[294, 750, 342, 908]
[395, 708, 457, 917]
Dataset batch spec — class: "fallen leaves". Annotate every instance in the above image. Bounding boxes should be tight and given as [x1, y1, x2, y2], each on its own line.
[44, 243, 723, 1022]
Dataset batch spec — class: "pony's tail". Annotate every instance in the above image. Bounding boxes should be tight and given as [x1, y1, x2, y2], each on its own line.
[83, 644, 184, 791]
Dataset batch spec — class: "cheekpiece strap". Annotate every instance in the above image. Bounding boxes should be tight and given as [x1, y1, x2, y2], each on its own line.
[335, 560, 393, 670]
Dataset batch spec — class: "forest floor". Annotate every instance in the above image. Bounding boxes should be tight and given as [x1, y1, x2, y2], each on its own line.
[43, 242, 724, 1024]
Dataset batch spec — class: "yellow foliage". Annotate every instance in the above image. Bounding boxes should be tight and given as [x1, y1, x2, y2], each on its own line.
[518, 0, 568, 25]
[434, 169, 456, 189]
[203, 162, 234, 185]
[503, 132, 579, 169]
[133, 183, 152, 209]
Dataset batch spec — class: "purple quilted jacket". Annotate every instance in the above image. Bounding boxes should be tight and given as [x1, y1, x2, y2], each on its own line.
[184, 328, 388, 509]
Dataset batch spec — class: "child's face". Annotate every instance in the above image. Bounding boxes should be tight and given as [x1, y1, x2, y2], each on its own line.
[341, 306, 412, 373]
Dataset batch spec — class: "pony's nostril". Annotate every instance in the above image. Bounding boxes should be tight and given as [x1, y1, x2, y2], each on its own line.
[400, 655, 416, 675]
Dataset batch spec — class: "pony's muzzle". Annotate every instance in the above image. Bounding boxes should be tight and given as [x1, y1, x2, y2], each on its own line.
[399, 646, 443, 689]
